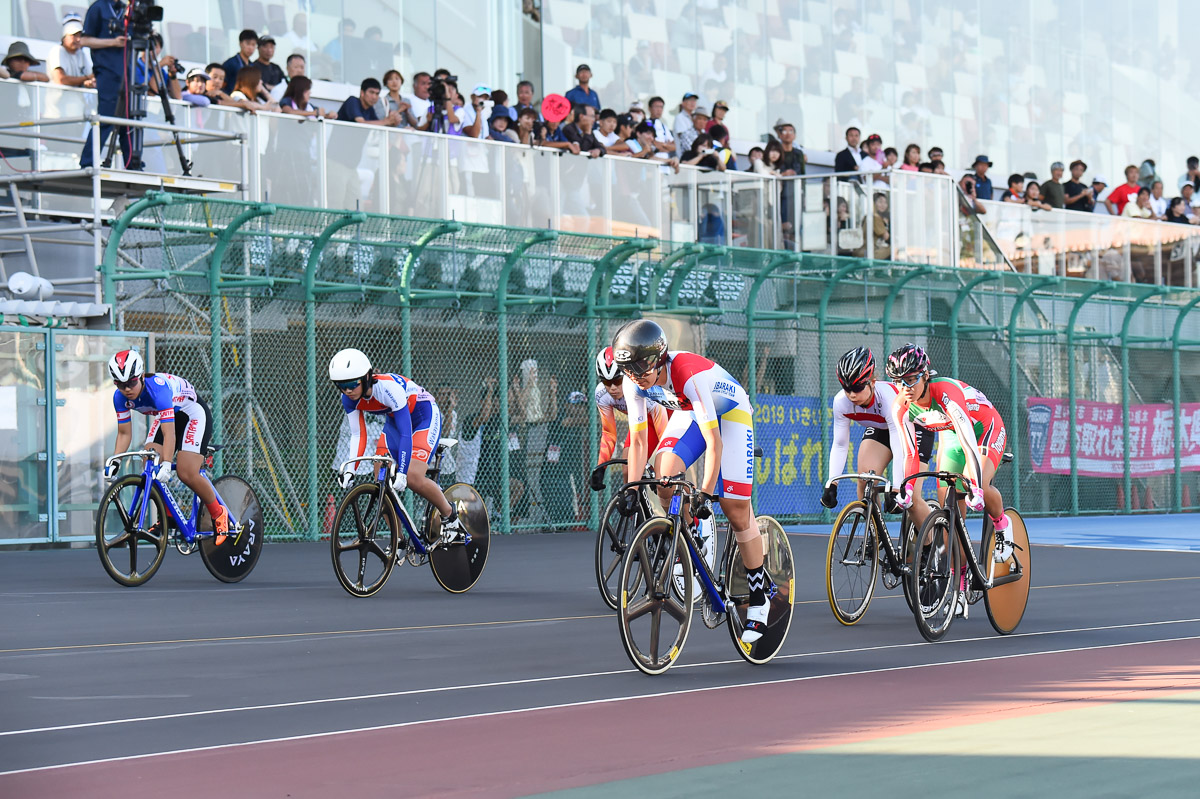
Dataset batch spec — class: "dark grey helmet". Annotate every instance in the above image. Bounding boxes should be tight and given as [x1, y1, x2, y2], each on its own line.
[611, 320, 668, 376]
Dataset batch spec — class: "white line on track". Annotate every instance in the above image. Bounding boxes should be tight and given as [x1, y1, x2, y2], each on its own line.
[2, 633, 1197, 778]
[2, 616, 1198, 740]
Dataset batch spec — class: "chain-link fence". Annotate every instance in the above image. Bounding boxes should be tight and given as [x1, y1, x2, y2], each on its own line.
[97, 193, 1200, 541]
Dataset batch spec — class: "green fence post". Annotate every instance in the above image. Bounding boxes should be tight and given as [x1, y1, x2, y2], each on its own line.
[1172, 295, 1200, 511]
[948, 272, 1002, 376]
[1065, 283, 1112, 516]
[646, 244, 702, 311]
[498, 230, 558, 534]
[208, 203, 275, 475]
[1119, 288, 1168, 513]
[398, 221, 462, 379]
[1007, 276, 1059, 513]
[305, 211, 367, 539]
[98, 191, 175, 326]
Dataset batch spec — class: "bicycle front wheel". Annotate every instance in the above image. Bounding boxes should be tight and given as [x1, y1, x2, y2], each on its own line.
[983, 508, 1031, 635]
[95, 475, 168, 587]
[330, 483, 400, 597]
[726, 515, 795, 664]
[595, 491, 649, 610]
[909, 508, 959, 642]
[825, 500, 879, 625]
[618, 517, 693, 675]
[198, 475, 264, 583]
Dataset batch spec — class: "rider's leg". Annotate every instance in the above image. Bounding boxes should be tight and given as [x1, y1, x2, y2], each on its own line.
[407, 457, 453, 517]
[176, 451, 216, 505]
[980, 457, 1003, 520]
[720, 497, 762, 569]
[855, 437, 892, 502]
[653, 450, 685, 511]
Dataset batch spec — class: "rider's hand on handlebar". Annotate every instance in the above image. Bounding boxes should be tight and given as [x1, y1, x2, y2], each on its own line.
[618, 489, 640, 517]
[894, 484, 914, 510]
[589, 467, 606, 492]
[390, 470, 408, 494]
[154, 461, 173, 483]
[820, 483, 839, 509]
[691, 491, 716, 520]
[337, 469, 355, 489]
[103, 460, 119, 481]
[966, 485, 985, 512]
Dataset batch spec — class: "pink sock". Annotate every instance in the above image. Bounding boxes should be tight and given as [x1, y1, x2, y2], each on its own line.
[991, 513, 1008, 531]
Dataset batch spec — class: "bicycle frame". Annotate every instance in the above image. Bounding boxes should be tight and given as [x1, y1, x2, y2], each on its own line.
[107, 450, 242, 544]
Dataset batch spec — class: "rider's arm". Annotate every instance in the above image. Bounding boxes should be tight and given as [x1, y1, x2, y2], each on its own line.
[891, 393, 921, 490]
[936, 382, 986, 490]
[156, 413, 176, 461]
[622, 378, 649, 483]
[597, 402, 618, 464]
[683, 376, 722, 496]
[341, 394, 369, 463]
[827, 393, 852, 484]
[384, 405, 415, 475]
[113, 424, 132, 456]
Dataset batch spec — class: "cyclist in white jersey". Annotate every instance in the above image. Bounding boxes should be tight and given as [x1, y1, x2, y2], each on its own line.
[612, 320, 771, 644]
[328, 348, 464, 543]
[821, 347, 933, 510]
[593, 346, 670, 466]
[106, 349, 231, 544]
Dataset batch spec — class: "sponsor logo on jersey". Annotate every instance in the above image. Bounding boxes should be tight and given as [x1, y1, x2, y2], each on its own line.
[125, 400, 135, 409]
[154, 377, 165, 385]
[713, 380, 737, 397]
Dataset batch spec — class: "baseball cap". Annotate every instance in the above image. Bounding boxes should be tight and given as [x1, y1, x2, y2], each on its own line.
[258, 35, 276, 45]
[576, 63, 591, 74]
[682, 91, 699, 100]
[186, 67, 210, 81]
[62, 16, 83, 37]
[865, 133, 882, 143]
[472, 85, 492, 97]
[773, 117, 794, 130]
[713, 100, 729, 111]
[616, 113, 634, 129]
[693, 105, 710, 117]
[1050, 161, 1064, 171]
[628, 100, 644, 111]
[1092, 174, 1109, 185]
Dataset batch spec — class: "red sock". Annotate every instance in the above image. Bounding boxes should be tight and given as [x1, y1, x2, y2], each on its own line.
[206, 500, 224, 518]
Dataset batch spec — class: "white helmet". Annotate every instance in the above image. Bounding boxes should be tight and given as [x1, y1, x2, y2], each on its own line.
[595, 346, 620, 382]
[108, 349, 144, 383]
[328, 348, 372, 384]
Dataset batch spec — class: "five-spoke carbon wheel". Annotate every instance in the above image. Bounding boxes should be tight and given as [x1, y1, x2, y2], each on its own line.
[95, 475, 168, 587]
[617, 518, 693, 675]
[595, 491, 649, 610]
[330, 483, 400, 597]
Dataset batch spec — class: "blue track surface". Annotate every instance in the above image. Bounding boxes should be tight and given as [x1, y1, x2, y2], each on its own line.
[784, 513, 1200, 552]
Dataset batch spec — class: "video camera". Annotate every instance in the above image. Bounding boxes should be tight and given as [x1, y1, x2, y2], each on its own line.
[429, 74, 459, 108]
[125, 0, 163, 39]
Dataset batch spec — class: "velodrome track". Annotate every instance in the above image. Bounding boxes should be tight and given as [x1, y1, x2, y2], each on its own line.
[1, 517, 1198, 797]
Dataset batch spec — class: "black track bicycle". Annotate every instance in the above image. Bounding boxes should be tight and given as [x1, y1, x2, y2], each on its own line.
[590, 458, 657, 610]
[904, 453, 1031, 642]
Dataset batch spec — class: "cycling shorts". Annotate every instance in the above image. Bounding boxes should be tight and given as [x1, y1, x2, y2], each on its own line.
[375, 398, 442, 465]
[656, 407, 755, 499]
[862, 423, 934, 464]
[151, 398, 213, 456]
[937, 405, 1007, 474]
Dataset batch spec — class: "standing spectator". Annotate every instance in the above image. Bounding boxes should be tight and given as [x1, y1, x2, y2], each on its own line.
[539, 115, 579, 154]
[1091, 176, 1111, 214]
[959, 173, 987, 214]
[969, 155, 994, 200]
[516, 360, 553, 525]
[328, 78, 400, 209]
[900, 143, 921, 171]
[269, 54, 306, 102]
[180, 68, 211, 106]
[375, 70, 415, 127]
[254, 35, 283, 93]
[883, 147, 899, 168]
[490, 89, 514, 121]
[834, 127, 863, 172]
[706, 100, 729, 133]
[1064, 160, 1094, 212]
[677, 104, 708, 155]
[222, 30, 258, 98]
[564, 64, 600, 110]
[864, 133, 886, 166]
[544, 391, 588, 525]
[3, 41, 47, 82]
[227, 65, 276, 111]
[754, 141, 783, 175]
[774, 120, 806, 175]
[1177, 156, 1200, 193]
[1149, 180, 1168, 218]
[203, 63, 233, 105]
[1122, 187, 1153, 218]
[673, 92, 699, 152]
[1041, 162, 1067, 209]
[514, 80, 541, 119]
[270, 75, 327, 203]
[646, 96, 675, 155]
[563, 105, 606, 158]
[47, 17, 94, 88]
[1000, 174, 1026, 203]
[1105, 165, 1142, 215]
[405, 72, 433, 129]
[859, 134, 884, 184]
[1025, 182, 1053, 211]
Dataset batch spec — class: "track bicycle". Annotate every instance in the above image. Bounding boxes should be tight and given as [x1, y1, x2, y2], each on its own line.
[617, 473, 794, 676]
[330, 439, 490, 597]
[95, 446, 263, 586]
[904, 453, 1031, 642]
[823, 471, 938, 625]
[590, 458, 658, 610]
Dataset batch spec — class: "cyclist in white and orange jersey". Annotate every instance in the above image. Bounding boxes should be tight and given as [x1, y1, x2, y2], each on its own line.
[593, 346, 670, 466]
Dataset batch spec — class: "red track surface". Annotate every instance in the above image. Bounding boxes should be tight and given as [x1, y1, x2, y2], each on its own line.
[5, 638, 1197, 799]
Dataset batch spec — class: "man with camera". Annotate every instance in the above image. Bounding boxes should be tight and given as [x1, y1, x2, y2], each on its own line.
[79, 0, 131, 167]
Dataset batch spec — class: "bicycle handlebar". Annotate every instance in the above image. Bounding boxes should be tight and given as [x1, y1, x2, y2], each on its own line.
[825, 472, 891, 492]
[621, 473, 698, 496]
[105, 450, 161, 473]
[900, 470, 969, 488]
[338, 454, 396, 479]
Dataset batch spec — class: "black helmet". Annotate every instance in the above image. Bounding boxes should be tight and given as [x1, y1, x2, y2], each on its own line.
[611, 320, 668, 376]
[885, 343, 932, 380]
[836, 346, 875, 391]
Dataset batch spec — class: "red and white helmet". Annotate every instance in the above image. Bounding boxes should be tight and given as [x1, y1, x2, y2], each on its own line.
[595, 346, 620, 382]
[108, 349, 144, 383]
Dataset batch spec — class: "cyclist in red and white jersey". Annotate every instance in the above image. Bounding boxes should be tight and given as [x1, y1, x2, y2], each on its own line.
[328, 348, 464, 543]
[821, 346, 933, 510]
[106, 349, 231, 544]
[612, 320, 771, 644]
[593, 346, 669, 465]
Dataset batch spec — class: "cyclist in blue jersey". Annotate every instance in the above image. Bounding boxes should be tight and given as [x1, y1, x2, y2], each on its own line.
[328, 348, 465, 543]
[106, 350, 230, 544]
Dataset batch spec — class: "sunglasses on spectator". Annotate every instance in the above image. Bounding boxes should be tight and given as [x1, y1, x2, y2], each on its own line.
[893, 372, 924, 389]
[333, 379, 360, 392]
[113, 377, 140, 390]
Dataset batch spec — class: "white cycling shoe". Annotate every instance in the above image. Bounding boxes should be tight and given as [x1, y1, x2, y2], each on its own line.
[439, 509, 466, 546]
[993, 516, 1015, 563]
[741, 598, 770, 643]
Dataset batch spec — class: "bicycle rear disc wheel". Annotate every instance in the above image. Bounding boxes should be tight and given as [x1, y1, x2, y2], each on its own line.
[198, 476, 264, 583]
[726, 515, 794, 664]
[330, 483, 399, 597]
[909, 509, 959, 642]
[595, 492, 648, 610]
[983, 508, 1031, 634]
[825, 500, 879, 625]
[95, 475, 168, 587]
[428, 483, 490, 593]
[618, 518, 693, 675]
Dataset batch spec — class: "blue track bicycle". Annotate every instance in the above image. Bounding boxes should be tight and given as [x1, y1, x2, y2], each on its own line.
[95, 447, 263, 586]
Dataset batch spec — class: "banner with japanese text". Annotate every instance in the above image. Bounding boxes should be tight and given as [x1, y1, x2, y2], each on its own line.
[753, 395, 841, 516]
[1026, 397, 1200, 477]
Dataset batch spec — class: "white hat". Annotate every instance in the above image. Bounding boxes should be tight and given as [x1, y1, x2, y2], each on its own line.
[1092, 174, 1109, 185]
[62, 17, 83, 37]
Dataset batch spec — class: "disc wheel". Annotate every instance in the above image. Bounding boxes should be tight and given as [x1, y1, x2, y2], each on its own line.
[330, 483, 399, 597]
[825, 500, 879, 625]
[983, 508, 1031, 634]
[428, 483, 490, 594]
[726, 515, 794, 664]
[198, 476, 264, 583]
[618, 517, 693, 675]
[95, 475, 169, 587]
[595, 491, 648, 610]
[909, 508, 959, 642]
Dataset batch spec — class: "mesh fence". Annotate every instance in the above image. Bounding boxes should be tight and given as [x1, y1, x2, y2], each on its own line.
[100, 193, 1200, 540]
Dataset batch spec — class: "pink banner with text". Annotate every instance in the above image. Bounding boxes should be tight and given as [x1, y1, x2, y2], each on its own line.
[1026, 398, 1200, 477]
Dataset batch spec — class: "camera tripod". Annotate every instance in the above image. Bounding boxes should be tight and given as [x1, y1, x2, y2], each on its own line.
[102, 28, 191, 174]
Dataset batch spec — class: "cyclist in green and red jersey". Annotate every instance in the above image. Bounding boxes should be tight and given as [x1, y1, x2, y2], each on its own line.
[886, 343, 1015, 565]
